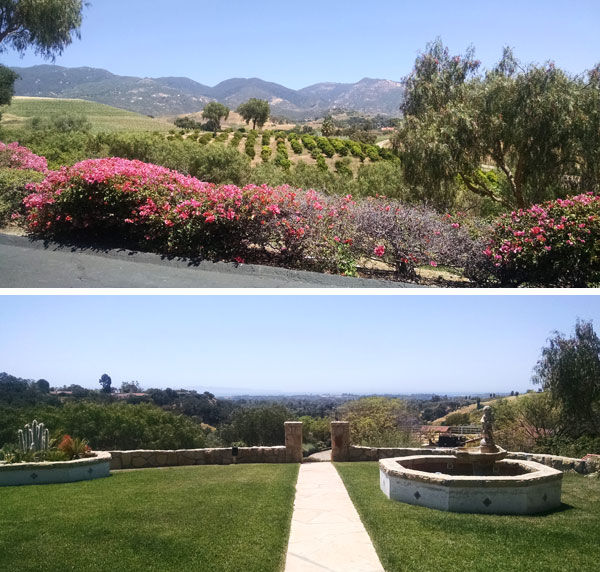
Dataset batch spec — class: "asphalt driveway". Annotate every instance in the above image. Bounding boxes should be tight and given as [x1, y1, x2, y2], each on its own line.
[0, 233, 418, 288]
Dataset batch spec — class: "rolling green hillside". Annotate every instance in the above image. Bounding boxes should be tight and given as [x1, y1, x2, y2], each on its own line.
[0, 97, 174, 133]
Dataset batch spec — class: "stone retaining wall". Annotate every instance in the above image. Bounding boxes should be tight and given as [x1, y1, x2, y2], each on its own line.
[348, 445, 453, 462]
[346, 445, 594, 474]
[107, 421, 303, 470]
[108, 446, 287, 470]
[506, 451, 593, 474]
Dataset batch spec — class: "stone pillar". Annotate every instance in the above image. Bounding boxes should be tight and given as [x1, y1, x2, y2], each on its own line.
[285, 421, 303, 463]
[331, 421, 350, 462]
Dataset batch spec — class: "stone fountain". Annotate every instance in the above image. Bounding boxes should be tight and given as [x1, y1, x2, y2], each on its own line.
[379, 406, 563, 514]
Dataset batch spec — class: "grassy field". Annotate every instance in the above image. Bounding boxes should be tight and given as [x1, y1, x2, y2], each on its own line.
[0, 463, 299, 572]
[336, 462, 600, 572]
[0, 97, 174, 133]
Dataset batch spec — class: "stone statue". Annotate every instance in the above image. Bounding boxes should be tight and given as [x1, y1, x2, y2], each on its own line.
[480, 406, 496, 451]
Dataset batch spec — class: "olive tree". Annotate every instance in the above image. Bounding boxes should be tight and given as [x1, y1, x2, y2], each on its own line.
[237, 98, 270, 130]
[202, 102, 229, 133]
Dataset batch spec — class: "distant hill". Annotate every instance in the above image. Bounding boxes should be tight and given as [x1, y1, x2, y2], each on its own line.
[10, 65, 404, 119]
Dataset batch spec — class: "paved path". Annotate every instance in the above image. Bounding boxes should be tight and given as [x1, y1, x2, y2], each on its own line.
[0, 234, 417, 288]
[285, 463, 384, 572]
[305, 449, 332, 462]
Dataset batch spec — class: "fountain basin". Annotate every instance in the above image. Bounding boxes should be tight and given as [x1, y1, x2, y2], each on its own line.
[379, 455, 563, 514]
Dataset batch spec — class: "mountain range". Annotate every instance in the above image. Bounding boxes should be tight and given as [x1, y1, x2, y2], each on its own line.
[10, 65, 404, 119]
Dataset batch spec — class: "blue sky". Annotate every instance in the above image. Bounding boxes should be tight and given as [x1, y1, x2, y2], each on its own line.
[1, 1, 598, 88]
[1, 295, 598, 395]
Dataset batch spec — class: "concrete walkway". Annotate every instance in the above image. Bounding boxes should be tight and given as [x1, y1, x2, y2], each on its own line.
[285, 463, 384, 572]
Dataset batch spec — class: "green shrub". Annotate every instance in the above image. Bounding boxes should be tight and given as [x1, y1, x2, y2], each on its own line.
[189, 144, 251, 185]
[330, 138, 349, 156]
[0, 401, 208, 450]
[346, 140, 365, 161]
[290, 138, 302, 154]
[245, 132, 257, 159]
[316, 137, 335, 158]
[335, 158, 353, 178]
[365, 144, 380, 162]
[0, 168, 45, 225]
[261, 145, 272, 162]
[276, 141, 288, 158]
[301, 135, 317, 151]
[316, 155, 328, 172]
[274, 153, 291, 170]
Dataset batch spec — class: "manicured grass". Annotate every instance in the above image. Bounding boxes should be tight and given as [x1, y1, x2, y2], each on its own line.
[336, 462, 600, 572]
[0, 463, 299, 572]
[1, 97, 173, 133]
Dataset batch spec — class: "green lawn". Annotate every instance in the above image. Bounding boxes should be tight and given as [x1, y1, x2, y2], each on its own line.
[0, 464, 299, 572]
[1, 97, 174, 133]
[336, 462, 600, 572]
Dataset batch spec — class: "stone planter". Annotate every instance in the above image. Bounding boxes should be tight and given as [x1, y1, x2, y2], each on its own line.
[0, 451, 111, 486]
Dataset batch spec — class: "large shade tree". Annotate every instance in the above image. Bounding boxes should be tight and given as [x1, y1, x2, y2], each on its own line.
[533, 319, 600, 438]
[396, 39, 597, 211]
[237, 98, 270, 130]
[202, 101, 229, 133]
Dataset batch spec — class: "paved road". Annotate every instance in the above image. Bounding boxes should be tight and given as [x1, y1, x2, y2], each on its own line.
[0, 234, 419, 288]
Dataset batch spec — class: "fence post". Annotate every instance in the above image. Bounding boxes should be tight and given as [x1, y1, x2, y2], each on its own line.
[331, 421, 350, 462]
[285, 421, 303, 463]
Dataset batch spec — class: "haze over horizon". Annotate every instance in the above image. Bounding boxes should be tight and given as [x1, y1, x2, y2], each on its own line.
[2, 295, 599, 395]
[1, 1, 598, 89]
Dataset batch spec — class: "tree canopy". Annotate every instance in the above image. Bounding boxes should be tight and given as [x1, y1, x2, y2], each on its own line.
[201, 102, 229, 133]
[396, 38, 600, 211]
[98, 373, 112, 393]
[533, 319, 600, 437]
[0, 0, 84, 59]
[237, 98, 270, 130]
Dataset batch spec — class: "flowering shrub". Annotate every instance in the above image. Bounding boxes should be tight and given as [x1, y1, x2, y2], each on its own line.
[0, 142, 48, 173]
[353, 198, 486, 280]
[23, 157, 487, 281]
[23, 157, 354, 272]
[484, 193, 600, 286]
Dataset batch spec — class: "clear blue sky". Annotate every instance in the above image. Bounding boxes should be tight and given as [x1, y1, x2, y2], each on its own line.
[1, 295, 598, 395]
[1, 1, 598, 88]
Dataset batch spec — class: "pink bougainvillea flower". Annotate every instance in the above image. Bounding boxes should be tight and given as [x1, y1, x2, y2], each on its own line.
[374, 245, 385, 257]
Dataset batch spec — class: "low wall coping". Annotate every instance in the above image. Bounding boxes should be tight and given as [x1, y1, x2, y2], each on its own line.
[0, 451, 111, 472]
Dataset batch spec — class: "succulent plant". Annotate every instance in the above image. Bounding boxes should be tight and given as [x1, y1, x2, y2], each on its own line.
[17, 420, 50, 453]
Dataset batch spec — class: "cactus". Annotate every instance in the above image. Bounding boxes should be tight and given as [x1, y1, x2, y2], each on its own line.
[17, 420, 49, 453]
